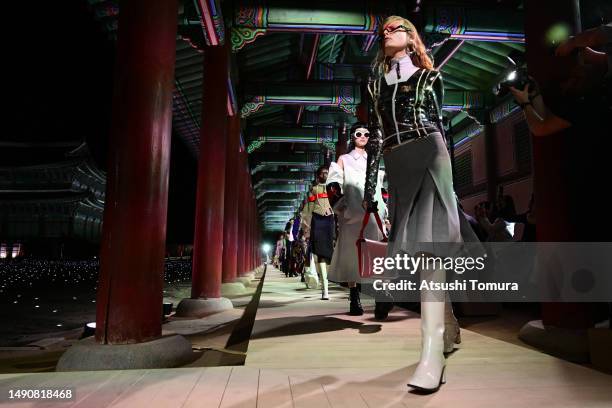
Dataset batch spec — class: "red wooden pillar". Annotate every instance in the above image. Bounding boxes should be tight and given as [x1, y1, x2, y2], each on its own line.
[256, 220, 260, 265]
[251, 197, 258, 270]
[95, 0, 178, 344]
[243, 184, 253, 274]
[251, 196, 255, 270]
[245, 200, 250, 272]
[236, 151, 248, 276]
[246, 194, 253, 271]
[258, 223, 262, 265]
[256, 225, 260, 265]
[191, 43, 229, 299]
[524, 0, 590, 328]
[251, 196, 256, 268]
[222, 114, 240, 283]
[251, 205, 256, 269]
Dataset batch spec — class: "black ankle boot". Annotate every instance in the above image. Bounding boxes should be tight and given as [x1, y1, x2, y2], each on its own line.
[349, 287, 364, 316]
[374, 291, 394, 320]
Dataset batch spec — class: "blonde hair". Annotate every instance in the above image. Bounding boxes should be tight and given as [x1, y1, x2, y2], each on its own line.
[371, 16, 433, 78]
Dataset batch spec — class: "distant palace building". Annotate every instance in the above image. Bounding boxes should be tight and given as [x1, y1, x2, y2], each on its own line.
[0, 141, 105, 258]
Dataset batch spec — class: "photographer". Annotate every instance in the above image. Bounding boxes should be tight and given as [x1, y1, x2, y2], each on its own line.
[509, 23, 611, 137]
[509, 23, 611, 240]
[508, 81, 571, 137]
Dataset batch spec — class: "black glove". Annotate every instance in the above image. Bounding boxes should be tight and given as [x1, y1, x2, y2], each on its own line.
[326, 182, 343, 207]
[364, 128, 383, 206]
[366, 200, 379, 214]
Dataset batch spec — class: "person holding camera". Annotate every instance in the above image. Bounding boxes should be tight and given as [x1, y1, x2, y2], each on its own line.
[508, 80, 571, 137]
[509, 23, 611, 240]
[509, 23, 611, 137]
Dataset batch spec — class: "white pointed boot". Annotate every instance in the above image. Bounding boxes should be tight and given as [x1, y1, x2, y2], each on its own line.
[408, 268, 446, 393]
[317, 261, 329, 300]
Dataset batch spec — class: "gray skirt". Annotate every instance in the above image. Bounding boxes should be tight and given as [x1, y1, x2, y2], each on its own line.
[384, 132, 480, 259]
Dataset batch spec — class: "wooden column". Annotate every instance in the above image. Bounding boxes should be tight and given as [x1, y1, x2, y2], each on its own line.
[95, 0, 178, 344]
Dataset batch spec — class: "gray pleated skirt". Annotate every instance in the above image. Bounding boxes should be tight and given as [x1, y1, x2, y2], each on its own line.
[384, 132, 479, 259]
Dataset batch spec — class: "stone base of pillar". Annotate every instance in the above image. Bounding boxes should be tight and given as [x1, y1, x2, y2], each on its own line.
[518, 319, 590, 363]
[221, 282, 247, 296]
[255, 265, 267, 279]
[175, 297, 233, 318]
[56, 334, 193, 372]
[235, 275, 255, 287]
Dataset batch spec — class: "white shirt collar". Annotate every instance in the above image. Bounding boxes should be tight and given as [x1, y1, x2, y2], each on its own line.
[349, 149, 367, 160]
[390, 54, 412, 68]
[385, 54, 419, 84]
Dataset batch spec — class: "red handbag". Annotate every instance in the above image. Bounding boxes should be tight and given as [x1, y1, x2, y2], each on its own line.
[356, 210, 388, 278]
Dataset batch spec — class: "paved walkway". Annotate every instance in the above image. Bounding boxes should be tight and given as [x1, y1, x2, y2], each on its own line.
[1, 266, 611, 407]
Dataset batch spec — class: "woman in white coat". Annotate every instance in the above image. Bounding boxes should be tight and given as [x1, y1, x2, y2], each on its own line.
[327, 122, 387, 315]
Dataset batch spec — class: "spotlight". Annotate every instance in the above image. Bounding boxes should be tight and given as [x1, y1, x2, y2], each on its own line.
[80, 322, 96, 339]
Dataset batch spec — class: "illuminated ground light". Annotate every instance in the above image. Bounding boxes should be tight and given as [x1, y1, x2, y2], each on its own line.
[82, 322, 96, 338]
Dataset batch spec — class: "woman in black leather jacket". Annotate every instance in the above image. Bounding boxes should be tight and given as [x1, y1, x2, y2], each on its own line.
[363, 16, 480, 393]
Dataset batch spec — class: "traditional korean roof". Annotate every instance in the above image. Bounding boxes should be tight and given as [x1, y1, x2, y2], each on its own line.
[85, 0, 528, 232]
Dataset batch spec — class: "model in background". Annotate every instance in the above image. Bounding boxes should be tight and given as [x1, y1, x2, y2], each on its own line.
[301, 166, 335, 300]
[326, 122, 387, 316]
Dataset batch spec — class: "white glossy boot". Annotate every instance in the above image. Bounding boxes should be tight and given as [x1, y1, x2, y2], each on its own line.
[408, 268, 446, 393]
[317, 260, 329, 300]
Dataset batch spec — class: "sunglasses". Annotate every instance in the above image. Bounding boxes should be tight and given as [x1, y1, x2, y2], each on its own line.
[355, 131, 370, 138]
[382, 24, 412, 36]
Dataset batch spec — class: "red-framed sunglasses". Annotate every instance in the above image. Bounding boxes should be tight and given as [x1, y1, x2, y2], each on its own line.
[382, 24, 412, 36]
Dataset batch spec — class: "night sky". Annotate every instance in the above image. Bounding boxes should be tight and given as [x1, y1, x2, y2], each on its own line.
[9, 2, 197, 244]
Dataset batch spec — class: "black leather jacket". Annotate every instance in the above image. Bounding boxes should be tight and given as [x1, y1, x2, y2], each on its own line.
[364, 68, 445, 205]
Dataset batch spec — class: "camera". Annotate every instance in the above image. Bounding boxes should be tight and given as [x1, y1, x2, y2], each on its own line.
[493, 50, 535, 97]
